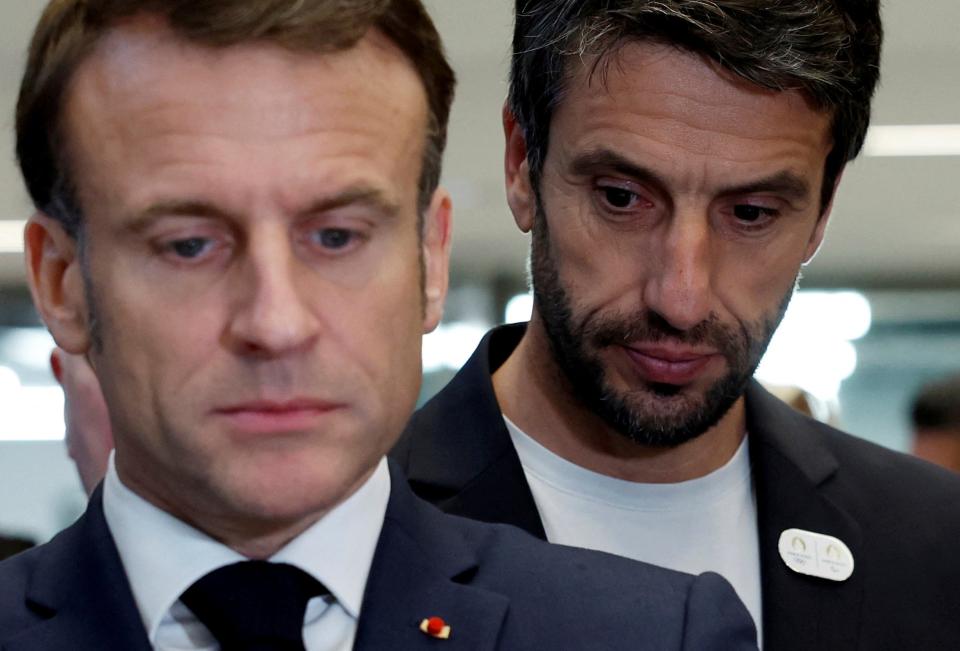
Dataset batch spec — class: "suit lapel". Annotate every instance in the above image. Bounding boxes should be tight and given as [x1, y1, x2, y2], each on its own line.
[353, 463, 509, 650]
[746, 382, 864, 650]
[398, 324, 546, 539]
[2, 489, 151, 651]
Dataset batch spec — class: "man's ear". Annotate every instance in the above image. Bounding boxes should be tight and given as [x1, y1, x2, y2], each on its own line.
[803, 169, 845, 264]
[421, 188, 453, 334]
[24, 214, 91, 354]
[503, 103, 536, 233]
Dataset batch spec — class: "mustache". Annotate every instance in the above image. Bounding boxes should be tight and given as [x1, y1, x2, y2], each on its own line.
[584, 310, 744, 358]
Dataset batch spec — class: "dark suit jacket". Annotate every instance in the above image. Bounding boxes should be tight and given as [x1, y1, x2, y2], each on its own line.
[0, 459, 756, 650]
[393, 324, 960, 650]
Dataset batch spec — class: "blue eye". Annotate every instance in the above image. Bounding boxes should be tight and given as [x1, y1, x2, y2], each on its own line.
[170, 237, 212, 258]
[314, 228, 354, 250]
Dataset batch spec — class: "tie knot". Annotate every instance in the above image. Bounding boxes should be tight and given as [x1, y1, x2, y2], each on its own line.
[181, 561, 328, 651]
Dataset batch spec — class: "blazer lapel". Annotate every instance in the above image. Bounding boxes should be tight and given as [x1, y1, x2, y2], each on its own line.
[2, 489, 151, 651]
[746, 382, 864, 650]
[398, 324, 546, 539]
[353, 463, 509, 651]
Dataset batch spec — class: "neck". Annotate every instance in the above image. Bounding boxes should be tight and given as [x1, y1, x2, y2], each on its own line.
[493, 317, 746, 483]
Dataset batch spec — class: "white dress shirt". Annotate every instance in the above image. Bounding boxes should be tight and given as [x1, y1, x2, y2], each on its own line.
[506, 417, 764, 647]
[102, 453, 391, 651]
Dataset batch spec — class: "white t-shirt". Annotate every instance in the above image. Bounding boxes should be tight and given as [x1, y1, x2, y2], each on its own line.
[505, 417, 763, 646]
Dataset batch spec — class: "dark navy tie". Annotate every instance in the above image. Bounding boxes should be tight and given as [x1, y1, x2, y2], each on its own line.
[181, 561, 328, 651]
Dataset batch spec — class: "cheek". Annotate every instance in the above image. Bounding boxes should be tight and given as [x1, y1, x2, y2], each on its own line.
[91, 278, 220, 439]
[332, 259, 424, 390]
[713, 251, 797, 325]
[555, 235, 661, 320]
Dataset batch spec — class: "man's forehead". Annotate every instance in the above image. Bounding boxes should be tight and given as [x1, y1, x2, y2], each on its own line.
[69, 17, 426, 121]
[58, 16, 429, 215]
[559, 40, 831, 143]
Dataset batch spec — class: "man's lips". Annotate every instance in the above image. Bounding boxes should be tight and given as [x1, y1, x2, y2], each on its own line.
[621, 344, 720, 386]
[213, 399, 345, 434]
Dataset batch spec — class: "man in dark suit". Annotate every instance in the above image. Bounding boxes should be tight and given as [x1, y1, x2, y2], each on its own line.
[394, 1, 960, 649]
[910, 372, 960, 472]
[0, 1, 756, 649]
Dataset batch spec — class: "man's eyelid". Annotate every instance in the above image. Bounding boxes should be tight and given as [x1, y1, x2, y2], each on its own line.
[595, 175, 652, 195]
[595, 177, 658, 208]
[725, 188, 805, 213]
[152, 225, 230, 248]
[724, 192, 786, 211]
[298, 187, 402, 224]
[733, 200, 780, 213]
[298, 204, 381, 231]
[125, 199, 236, 233]
[137, 214, 228, 246]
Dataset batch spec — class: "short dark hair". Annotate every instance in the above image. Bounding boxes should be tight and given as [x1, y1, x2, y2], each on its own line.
[912, 374, 960, 430]
[17, 0, 455, 238]
[509, 0, 882, 211]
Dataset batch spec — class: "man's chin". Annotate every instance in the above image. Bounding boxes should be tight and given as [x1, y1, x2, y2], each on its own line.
[190, 455, 356, 524]
[595, 383, 736, 448]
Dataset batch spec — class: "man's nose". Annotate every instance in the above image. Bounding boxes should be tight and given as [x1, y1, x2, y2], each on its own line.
[225, 236, 320, 357]
[642, 212, 714, 332]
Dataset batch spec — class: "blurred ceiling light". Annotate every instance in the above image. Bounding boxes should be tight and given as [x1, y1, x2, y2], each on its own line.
[0, 385, 65, 442]
[755, 290, 872, 403]
[0, 365, 20, 392]
[775, 291, 872, 342]
[0, 365, 66, 442]
[0, 328, 56, 372]
[0, 219, 26, 253]
[863, 124, 960, 157]
[504, 292, 533, 324]
[423, 321, 488, 372]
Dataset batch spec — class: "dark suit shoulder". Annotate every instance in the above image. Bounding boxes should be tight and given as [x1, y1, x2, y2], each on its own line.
[749, 381, 960, 528]
[374, 466, 757, 649]
[801, 415, 960, 525]
[421, 508, 757, 649]
[0, 543, 49, 632]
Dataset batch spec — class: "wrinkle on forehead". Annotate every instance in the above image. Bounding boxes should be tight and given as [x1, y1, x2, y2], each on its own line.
[61, 17, 428, 219]
[551, 41, 832, 196]
[70, 19, 426, 143]
[566, 41, 831, 153]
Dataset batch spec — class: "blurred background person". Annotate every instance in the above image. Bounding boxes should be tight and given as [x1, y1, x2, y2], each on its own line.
[0, 349, 108, 554]
[50, 348, 113, 495]
[910, 373, 960, 472]
[764, 384, 839, 427]
[0, 534, 33, 561]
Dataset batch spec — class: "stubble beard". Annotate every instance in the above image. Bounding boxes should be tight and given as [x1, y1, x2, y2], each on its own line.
[529, 205, 793, 449]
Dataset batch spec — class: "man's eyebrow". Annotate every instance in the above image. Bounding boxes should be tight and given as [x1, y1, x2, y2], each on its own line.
[569, 149, 670, 191]
[717, 171, 811, 204]
[124, 187, 401, 232]
[569, 149, 811, 205]
[125, 201, 230, 232]
[299, 187, 401, 218]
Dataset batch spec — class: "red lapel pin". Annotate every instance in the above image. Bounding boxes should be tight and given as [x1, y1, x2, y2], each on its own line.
[419, 616, 451, 639]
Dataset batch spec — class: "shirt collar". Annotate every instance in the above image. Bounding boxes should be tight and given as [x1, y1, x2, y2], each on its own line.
[505, 415, 751, 509]
[103, 452, 390, 642]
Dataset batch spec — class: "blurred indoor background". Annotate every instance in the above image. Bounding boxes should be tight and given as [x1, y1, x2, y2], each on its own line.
[1, 0, 958, 544]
